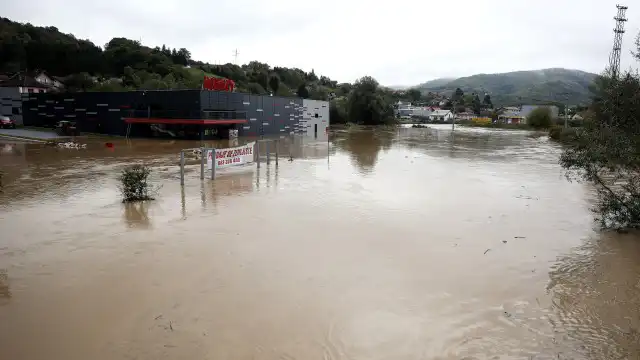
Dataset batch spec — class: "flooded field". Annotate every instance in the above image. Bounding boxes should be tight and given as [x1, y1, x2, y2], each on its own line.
[1, 125, 640, 360]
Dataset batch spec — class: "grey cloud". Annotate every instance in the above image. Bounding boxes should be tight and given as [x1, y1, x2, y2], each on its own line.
[1, 0, 638, 85]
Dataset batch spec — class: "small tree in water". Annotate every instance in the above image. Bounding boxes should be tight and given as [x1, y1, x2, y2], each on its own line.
[119, 164, 155, 202]
[560, 63, 640, 228]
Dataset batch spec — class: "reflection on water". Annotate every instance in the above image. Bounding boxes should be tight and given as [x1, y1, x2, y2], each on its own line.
[548, 232, 640, 359]
[1, 128, 639, 359]
[123, 202, 152, 229]
[333, 130, 395, 174]
[0, 269, 10, 303]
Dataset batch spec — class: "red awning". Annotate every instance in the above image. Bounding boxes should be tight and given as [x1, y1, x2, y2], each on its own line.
[123, 118, 247, 125]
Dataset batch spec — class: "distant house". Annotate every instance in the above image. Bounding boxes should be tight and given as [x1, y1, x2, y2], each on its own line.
[498, 111, 526, 124]
[429, 110, 453, 122]
[0, 74, 52, 94]
[32, 71, 64, 90]
[396, 101, 413, 118]
[571, 114, 584, 121]
[500, 106, 520, 113]
[0, 71, 67, 94]
[412, 107, 434, 118]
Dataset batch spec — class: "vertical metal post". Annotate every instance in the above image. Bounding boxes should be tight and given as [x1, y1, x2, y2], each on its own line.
[256, 142, 260, 168]
[211, 148, 216, 180]
[266, 141, 270, 165]
[200, 147, 205, 180]
[275, 140, 279, 166]
[180, 184, 186, 219]
[180, 150, 185, 185]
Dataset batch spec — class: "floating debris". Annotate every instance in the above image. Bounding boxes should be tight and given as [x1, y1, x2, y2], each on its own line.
[57, 142, 87, 149]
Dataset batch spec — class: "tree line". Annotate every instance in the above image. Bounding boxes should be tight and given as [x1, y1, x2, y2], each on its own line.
[558, 32, 640, 229]
[0, 17, 405, 124]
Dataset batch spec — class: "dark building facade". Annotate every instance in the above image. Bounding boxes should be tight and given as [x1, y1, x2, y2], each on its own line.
[0, 87, 23, 125]
[21, 90, 329, 139]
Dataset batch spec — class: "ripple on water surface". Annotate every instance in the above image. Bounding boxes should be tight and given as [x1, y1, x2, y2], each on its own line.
[0, 129, 639, 359]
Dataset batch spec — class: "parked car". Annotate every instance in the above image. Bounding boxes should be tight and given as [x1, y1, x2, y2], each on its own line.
[0, 116, 16, 129]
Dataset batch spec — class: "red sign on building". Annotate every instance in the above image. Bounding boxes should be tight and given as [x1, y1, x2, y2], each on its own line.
[203, 76, 235, 92]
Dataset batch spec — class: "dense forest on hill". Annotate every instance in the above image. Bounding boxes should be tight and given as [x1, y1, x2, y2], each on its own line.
[416, 68, 598, 106]
[0, 17, 349, 100]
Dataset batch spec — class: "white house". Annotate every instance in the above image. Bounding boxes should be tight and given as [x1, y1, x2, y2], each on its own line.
[429, 110, 453, 122]
[412, 107, 434, 118]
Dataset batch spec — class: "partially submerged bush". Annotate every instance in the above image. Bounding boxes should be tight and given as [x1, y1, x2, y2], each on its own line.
[549, 126, 579, 143]
[119, 164, 155, 202]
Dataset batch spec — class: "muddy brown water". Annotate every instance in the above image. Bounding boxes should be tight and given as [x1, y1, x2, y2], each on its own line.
[1, 125, 639, 360]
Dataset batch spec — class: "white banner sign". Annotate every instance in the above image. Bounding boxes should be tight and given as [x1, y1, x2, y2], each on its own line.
[207, 142, 255, 170]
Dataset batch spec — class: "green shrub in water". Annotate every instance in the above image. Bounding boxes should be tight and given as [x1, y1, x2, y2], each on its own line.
[119, 164, 155, 202]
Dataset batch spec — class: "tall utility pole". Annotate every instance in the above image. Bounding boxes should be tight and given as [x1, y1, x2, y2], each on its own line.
[233, 49, 239, 65]
[609, 4, 628, 78]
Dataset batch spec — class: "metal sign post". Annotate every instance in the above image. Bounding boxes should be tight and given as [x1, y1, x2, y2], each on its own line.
[200, 147, 205, 180]
[256, 142, 260, 168]
[180, 150, 185, 186]
[211, 148, 216, 180]
[266, 141, 270, 165]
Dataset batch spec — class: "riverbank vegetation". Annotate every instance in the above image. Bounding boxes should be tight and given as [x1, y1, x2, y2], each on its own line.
[559, 33, 640, 229]
[548, 126, 579, 143]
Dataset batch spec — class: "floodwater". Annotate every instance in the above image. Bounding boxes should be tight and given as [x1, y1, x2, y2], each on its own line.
[1, 125, 639, 360]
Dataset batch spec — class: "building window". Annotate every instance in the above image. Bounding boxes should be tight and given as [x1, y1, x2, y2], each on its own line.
[314, 113, 319, 118]
[28, 88, 34, 93]
[12, 107, 20, 115]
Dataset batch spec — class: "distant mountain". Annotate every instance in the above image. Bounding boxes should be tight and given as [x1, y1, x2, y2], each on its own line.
[415, 68, 597, 106]
[387, 85, 412, 90]
[415, 77, 456, 89]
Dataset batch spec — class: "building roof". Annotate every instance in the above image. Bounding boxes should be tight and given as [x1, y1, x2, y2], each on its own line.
[0, 75, 52, 89]
[499, 111, 525, 118]
[431, 110, 452, 116]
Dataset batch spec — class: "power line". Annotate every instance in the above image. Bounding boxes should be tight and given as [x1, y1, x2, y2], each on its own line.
[609, 4, 628, 78]
[233, 49, 239, 65]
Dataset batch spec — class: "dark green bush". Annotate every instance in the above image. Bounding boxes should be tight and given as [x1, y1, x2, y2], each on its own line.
[119, 164, 155, 202]
[549, 126, 578, 143]
[527, 107, 553, 129]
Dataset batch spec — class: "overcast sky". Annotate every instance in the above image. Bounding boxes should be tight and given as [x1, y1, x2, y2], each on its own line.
[2, 0, 638, 85]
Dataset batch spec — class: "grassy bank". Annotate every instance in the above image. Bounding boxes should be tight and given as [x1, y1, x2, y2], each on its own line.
[548, 126, 579, 143]
[329, 122, 398, 132]
[458, 122, 533, 130]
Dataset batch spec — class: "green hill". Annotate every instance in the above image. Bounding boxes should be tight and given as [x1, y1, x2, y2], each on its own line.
[0, 17, 341, 98]
[416, 68, 597, 106]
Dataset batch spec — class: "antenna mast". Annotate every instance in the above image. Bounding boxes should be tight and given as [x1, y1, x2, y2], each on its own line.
[233, 49, 239, 65]
[609, 4, 628, 78]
